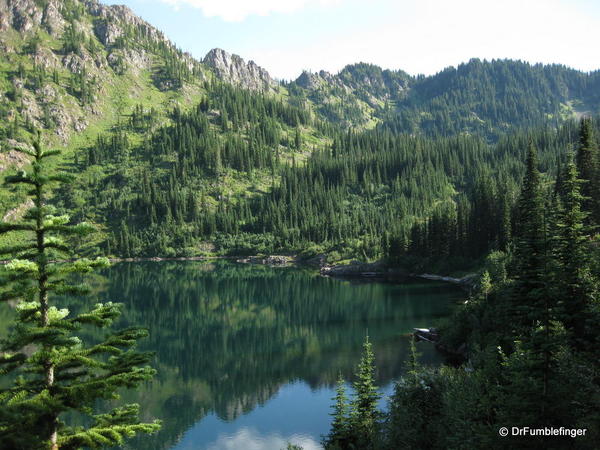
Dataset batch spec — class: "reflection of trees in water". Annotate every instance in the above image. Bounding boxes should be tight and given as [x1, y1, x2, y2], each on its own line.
[58, 261, 461, 450]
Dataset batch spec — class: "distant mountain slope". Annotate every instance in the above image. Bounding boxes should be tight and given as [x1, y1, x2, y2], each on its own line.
[0, 0, 294, 218]
[288, 58, 600, 138]
[0, 0, 203, 143]
[388, 59, 600, 138]
[1, 0, 598, 148]
[288, 63, 411, 128]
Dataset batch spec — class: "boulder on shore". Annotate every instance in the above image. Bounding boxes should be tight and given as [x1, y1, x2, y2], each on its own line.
[236, 255, 293, 265]
[320, 261, 388, 277]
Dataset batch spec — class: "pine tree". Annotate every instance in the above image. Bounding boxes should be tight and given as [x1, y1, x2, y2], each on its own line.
[554, 153, 598, 352]
[499, 143, 561, 436]
[349, 335, 381, 449]
[510, 140, 548, 333]
[576, 118, 599, 224]
[323, 374, 350, 449]
[479, 270, 492, 301]
[0, 137, 160, 448]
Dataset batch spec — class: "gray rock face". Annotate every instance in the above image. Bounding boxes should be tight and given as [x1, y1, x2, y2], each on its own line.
[295, 71, 321, 89]
[296, 70, 339, 89]
[85, 0, 164, 44]
[94, 20, 123, 46]
[0, 0, 43, 32]
[203, 48, 277, 92]
[42, 0, 64, 36]
[294, 64, 411, 105]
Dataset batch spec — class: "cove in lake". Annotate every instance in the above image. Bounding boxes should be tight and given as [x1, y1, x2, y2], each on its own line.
[5, 261, 464, 449]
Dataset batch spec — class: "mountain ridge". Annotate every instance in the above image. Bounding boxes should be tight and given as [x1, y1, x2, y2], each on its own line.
[1, 0, 600, 261]
[2, 0, 599, 147]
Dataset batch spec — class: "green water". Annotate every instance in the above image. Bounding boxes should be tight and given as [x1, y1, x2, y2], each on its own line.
[1, 260, 464, 449]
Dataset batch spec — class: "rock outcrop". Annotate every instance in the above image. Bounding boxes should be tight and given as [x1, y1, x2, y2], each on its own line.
[295, 70, 342, 90]
[291, 62, 413, 127]
[320, 260, 390, 277]
[0, 0, 42, 32]
[416, 273, 477, 288]
[0, 0, 204, 144]
[203, 48, 277, 92]
[236, 255, 293, 265]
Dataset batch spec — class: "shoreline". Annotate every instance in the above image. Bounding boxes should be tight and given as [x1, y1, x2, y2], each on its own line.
[2, 253, 478, 287]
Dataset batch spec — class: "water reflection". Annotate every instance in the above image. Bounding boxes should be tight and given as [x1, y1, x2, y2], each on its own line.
[0, 261, 463, 449]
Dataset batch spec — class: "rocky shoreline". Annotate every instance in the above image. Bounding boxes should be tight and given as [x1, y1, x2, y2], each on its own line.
[319, 260, 406, 278]
[319, 260, 477, 288]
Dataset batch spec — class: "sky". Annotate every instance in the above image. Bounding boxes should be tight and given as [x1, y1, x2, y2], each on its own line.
[100, 0, 600, 81]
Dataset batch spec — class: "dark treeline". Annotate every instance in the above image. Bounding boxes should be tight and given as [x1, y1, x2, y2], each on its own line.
[323, 118, 600, 449]
[236, 122, 582, 264]
[212, 119, 590, 264]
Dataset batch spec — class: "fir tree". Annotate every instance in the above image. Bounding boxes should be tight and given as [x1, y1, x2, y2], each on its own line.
[510, 140, 548, 333]
[554, 153, 598, 352]
[576, 118, 599, 224]
[323, 374, 350, 449]
[0, 137, 160, 449]
[499, 145, 562, 438]
[349, 335, 381, 449]
[385, 338, 444, 450]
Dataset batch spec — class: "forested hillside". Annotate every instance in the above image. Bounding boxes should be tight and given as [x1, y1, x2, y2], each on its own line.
[1, 0, 600, 264]
[59, 82, 330, 257]
[289, 59, 600, 138]
[60, 115, 593, 266]
[322, 118, 600, 450]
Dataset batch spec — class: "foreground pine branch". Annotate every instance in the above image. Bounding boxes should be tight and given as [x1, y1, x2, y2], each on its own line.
[0, 136, 160, 449]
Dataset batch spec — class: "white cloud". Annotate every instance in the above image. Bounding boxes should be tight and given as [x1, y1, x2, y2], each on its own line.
[160, 0, 342, 22]
[244, 0, 600, 79]
[200, 427, 321, 450]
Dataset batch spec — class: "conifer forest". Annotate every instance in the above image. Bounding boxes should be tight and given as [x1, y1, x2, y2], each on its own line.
[0, 0, 599, 449]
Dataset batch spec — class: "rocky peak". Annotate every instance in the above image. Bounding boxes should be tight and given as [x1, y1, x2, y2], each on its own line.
[84, 0, 165, 46]
[203, 48, 277, 92]
[294, 62, 412, 105]
[0, 0, 161, 42]
[295, 70, 338, 89]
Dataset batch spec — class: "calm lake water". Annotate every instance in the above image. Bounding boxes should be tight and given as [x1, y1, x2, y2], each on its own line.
[2, 260, 464, 449]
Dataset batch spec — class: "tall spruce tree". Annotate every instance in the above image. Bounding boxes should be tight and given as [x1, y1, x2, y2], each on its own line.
[554, 153, 598, 352]
[499, 142, 561, 438]
[510, 140, 548, 333]
[323, 336, 381, 450]
[349, 335, 381, 449]
[576, 117, 599, 224]
[323, 374, 350, 449]
[0, 138, 160, 449]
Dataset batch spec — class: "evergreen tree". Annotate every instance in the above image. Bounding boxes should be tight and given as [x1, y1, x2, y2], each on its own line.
[576, 117, 599, 223]
[510, 140, 548, 333]
[0, 138, 160, 449]
[323, 374, 350, 449]
[554, 153, 598, 352]
[349, 335, 381, 449]
[385, 338, 444, 450]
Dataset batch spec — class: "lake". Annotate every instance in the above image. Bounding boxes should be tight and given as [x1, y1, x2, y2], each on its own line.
[3, 260, 464, 449]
